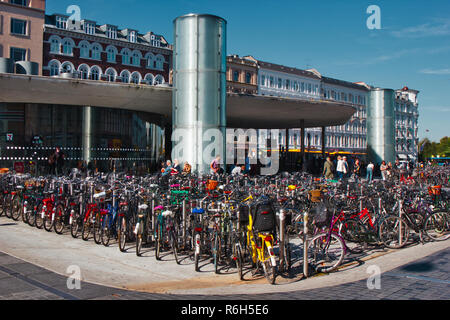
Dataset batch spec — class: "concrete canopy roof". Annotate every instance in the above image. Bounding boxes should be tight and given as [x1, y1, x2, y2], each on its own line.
[0, 73, 356, 129]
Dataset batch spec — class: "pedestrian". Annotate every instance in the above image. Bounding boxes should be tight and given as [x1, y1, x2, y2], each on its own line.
[52, 147, 65, 176]
[210, 155, 221, 175]
[343, 156, 349, 179]
[182, 162, 192, 175]
[323, 156, 334, 180]
[353, 158, 361, 180]
[336, 156, 343, 180]
[231, 165, 244, 176]
[161, 160, 172, 177]
[366, 162, 374, 183]
[171, 159, 181, 175]
[380, 161, 388, 181]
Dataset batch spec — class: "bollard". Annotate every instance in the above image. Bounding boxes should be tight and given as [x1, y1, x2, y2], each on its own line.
[303, 211, 309, 278]
[279, 209, 285, 271]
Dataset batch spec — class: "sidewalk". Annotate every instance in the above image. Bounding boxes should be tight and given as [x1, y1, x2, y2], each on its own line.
[1, 215, 449, 296]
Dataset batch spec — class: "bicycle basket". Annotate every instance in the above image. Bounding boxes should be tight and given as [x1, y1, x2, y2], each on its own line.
[206, 180, 218, 191]
[310, 201, 332, 229]
[309, 189, 322, 203]
[428, 185, 441, 196]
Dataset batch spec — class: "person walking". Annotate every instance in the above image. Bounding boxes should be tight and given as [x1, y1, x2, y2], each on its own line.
[380, 161, 388, 181]
[366, 162, 374, 183]
[161, 160, 172, 177]
[342, 156, 349, 179]
[336, 156, 344, 180]
[210, 155, 221, 175]
[353, 158, 361, 180]
[323, 156, 334, 180]
[52, 147, 65, 176]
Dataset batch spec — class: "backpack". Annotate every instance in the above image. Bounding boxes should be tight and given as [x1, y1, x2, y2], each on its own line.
[251, 196, 277, 233]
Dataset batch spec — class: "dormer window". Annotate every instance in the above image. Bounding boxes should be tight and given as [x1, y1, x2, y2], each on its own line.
[85, 22, 95, 35]
[106, 26, 117, 39]
[129, 31, 136, 43]
[56, 16, 68, 29]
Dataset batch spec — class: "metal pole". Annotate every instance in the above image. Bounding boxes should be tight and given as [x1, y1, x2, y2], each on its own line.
[151, 196, 155, 242]
[303, 210, 309, 277]
[399, 199, 403, 246]
[279, 209, 285, 271]
[182, 199, 187, 249]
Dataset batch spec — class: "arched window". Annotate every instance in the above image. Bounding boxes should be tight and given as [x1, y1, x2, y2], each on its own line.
[78, 64, 89, 79]
[106, 46, 117, 63]
[49, 60, 60, 76]
[79, 41, 90, 58]
[91, 43, 102, 60]
[144, 73, 154, 85]
[120, 70, 130, 83]
[245, 72, 252, 84]
[155, 54, 164, 69]
[49, 36, 61, 53]
[131, 71, 142, 84]
[131, 50, 142, 67]
[145, 52, 155, 68]
[121, 49, 131, 65]
[61, 61, 74, 74]
[62, 38, 74, 55]
[105, 68, 117, 82]
[90, 66, 101, 80]
[154, 74, 165, 85]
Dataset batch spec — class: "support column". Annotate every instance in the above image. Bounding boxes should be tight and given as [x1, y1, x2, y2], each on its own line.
[321, 126, 326, 158]
[300, 120, 305, 172]
[285, 129, 289, 171]
[82, 106, 92, 166]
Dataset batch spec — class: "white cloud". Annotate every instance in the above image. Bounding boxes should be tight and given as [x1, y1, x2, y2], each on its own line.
[420, 68, 450, 75]
[391, 19, 450, 38]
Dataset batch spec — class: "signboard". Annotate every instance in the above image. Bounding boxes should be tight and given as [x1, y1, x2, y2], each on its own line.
[6, 133, 13, 142]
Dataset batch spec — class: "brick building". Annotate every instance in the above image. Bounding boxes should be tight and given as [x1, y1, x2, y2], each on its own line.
[0, 0, 46, 74]
[42, 13, 172, 85]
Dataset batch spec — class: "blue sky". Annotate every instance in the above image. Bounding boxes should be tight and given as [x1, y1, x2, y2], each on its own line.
[46, 0, 450, 142]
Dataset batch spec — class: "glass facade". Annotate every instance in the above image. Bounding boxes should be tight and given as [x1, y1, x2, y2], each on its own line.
[0, 103, 166, 174]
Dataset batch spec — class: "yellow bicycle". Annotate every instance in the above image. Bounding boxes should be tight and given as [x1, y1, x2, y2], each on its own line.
[239, 194, 277, 284]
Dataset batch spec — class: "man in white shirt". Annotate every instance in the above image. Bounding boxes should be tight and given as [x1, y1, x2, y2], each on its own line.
[336, 156, 345, 180]
[231, 165, 244, 176]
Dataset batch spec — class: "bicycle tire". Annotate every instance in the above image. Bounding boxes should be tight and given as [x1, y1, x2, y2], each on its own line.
[235, 242, 243, 280]
[54, 204, 65, 235]
[155, 222, 162, 261]
[0, 195, 4, 217]
[27, 204, 36, 227]
[308, 232, 345, 273]
[43, 209, 54, 232]
[70, 211, 81, 238]
[35, 203, 45, 229]
[171, 230, 180, 265]
[194, 232, 201, 272]
[424, 211, 450, 241]
[262, 246, 276, 285]
[136, 233, 143, 256]
[11, 195, 21, 221]
[379, 215, 409, 249]
[5, 196, 12, 219]
[93, 213, 102, 245]
[213, 232, 221, 274]
[22, 201, 29, 224]
[118, 216, 127, 252]
[81, 218, 91, 241]
[101, 215, 111, 247]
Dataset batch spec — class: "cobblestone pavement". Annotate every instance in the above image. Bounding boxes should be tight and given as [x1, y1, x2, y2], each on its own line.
[0, 247, 449, 300]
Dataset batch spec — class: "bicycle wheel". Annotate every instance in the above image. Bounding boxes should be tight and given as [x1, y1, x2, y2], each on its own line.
[54, 204, 65, 235]
[27, 202, 36, 227]
[118, 216, 127, 252]
[35, 203, 45, 229]
[379, 215, 409, 249]
[424, 211, 450, 241]
[70, 209, 80, 238]
[81, 216, 92, 241]
[11, 195, 21, 221]
[43, 209, 54, 232]
[155, 222, 162, 261]
[171, 230, 180, 265]
[213, 232, 221, 274]
[194, 232, 201, 272]
[5, 196, 12, 219]
[262, 246, 277, 284]
[308, 232, 345, 273]
[280, 231, 292, 273]
[22, 200, 29, 224]
[93, 213, 102, 245]
[101, 215, 111, 247]
[0, 194, 4, 217]
[339, 218, 366, 243]
[235, 242, 244, 280]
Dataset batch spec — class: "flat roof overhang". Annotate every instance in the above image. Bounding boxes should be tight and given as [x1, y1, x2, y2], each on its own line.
[0, 73, 356, 128]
